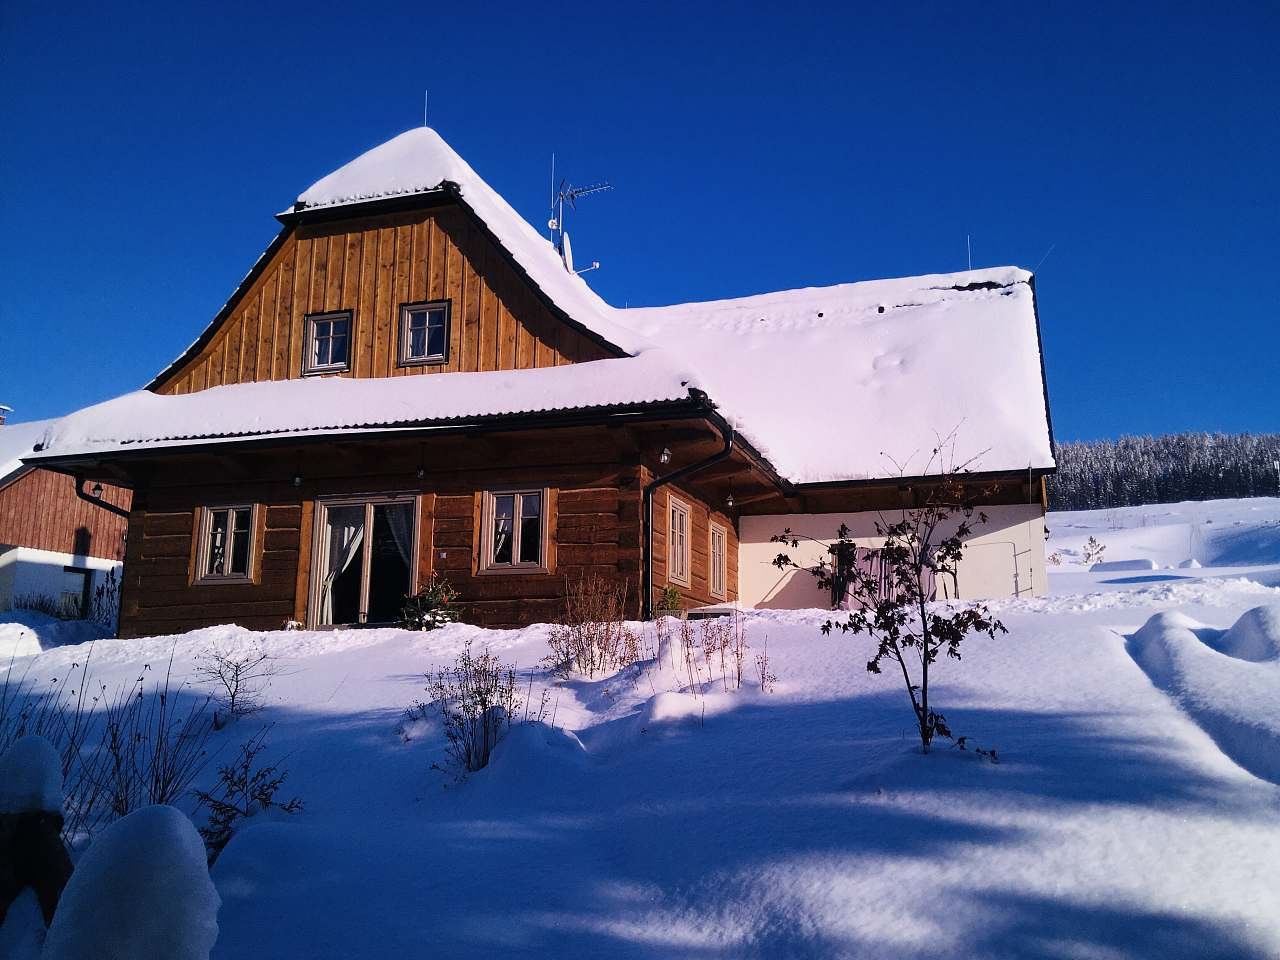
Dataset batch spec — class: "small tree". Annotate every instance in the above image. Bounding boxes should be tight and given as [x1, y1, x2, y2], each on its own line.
[194, 726, 302, 863]
[193, 642, 278, 729]
[399, 575, 461, 631]
[1082, 536, 1106, 566]
[772, 466, 1006, 755]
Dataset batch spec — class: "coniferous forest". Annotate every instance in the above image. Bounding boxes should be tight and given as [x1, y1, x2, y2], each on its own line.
[1048, 433, 1280, 511]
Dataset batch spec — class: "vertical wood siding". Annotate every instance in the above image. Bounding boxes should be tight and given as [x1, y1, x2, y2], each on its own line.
[154, 207, 614, 395]
[0, 470, 130, 560]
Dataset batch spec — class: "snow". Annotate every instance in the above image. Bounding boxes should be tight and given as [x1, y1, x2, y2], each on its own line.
[616, 269, 1054, 481]
[0, 734, 63, 814]
[27, 350, 696, 458]
[42, 805, 221, 960]
[0, 610, 106, 658]
[292, 127, 652, 359]
[0, 419, 52, 485]
[0, 497, 1276, 956]
[1090, 558, 1159, 572]
[1129, 607, 1280, 783]
[41, 128, 1053, 485]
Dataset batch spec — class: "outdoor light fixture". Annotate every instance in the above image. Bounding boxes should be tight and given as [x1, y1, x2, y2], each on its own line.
[90, 482, 103, 499]
[660, 447, 672, 465]
[725, 488, 735, 509]
[292, 475, 302, 488]
[416, 467, 425, 480]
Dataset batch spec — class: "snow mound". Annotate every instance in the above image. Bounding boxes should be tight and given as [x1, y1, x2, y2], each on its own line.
[643, 691, 705, 726]
[0, 735, 63, 814]
[0, 612, 105, 659]
[1178, 558, 1203, 569]
[0, 889, 46, 960]
[1129, 612, 1280, 784]
[42, 805, 220, 960]
[474, 721, 588, 793]
[1216, 605, 1280, 662]
[1090, 558, 1159, 572]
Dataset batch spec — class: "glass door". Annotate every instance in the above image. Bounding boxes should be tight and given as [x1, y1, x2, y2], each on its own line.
[315, 496, 416, 626]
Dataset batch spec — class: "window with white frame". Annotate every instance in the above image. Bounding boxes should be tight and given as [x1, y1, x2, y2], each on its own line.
[709, 522, 728, 599]
[398, 300, 450, 366]
[668, 495, 691, 587]
[480, 489, 546, 573]
[304, 310, 352, 374]
[197, 505, 255, 582]
[312, 494, 417, 626]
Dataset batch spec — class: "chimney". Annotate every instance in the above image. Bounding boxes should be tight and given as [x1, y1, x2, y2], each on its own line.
[0, 404, 11, 426]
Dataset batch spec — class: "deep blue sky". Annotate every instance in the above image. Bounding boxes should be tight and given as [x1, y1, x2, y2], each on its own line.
[2, 2, 1276, 441]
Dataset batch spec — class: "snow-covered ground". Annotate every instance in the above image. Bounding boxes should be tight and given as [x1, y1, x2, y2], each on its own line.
[2, 498, 1279, 958]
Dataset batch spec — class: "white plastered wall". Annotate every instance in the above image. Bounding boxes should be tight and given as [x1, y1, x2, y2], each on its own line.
[738, 503, 1047, 609]
[0, 545, 122, 612]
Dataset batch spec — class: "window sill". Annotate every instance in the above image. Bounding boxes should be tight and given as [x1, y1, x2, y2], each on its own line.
[397, 355, 448, 368]
[476, 564, 550, 577]
[302, 365, 351, 377]
[193, 575, 255, 586]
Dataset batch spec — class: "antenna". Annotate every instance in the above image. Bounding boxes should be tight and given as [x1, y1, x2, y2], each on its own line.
[423, 90, 429, 126]
[966, 234, 972, 271]
[547, 171, 612, 272]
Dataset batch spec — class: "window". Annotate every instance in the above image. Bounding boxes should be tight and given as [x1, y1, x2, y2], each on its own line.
[709, 522, 728, 599]
[312, 495, 417, 626]
[304, 311, 352, 374]
[398, 300, 450, 366]
[480, 489, 547, 573]
[668, 495, 691, 587]
[197, 506, 255, 582]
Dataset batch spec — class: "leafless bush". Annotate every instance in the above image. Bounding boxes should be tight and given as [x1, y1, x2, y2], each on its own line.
[544, 574, 639, 678]
[5, 592, 75, 620]
[754, 638, 776, 693]
[89, 568, 121, 631]
[194, 642, 278, 728]
[194, 725, 302, 863]
[422, 640, 522, 773]
[729, 611, 750, 689]
[2, 645, 215, 843]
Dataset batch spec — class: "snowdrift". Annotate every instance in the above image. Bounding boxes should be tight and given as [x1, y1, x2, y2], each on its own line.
[1129, 607, 1280, 783]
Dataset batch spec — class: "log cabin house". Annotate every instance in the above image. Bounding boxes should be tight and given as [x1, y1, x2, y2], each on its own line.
[20, 128, 1055, 638]
[0, 417, 130, 616]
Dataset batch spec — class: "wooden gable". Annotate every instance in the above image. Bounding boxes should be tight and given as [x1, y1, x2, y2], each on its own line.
[153, 202, 619, 395]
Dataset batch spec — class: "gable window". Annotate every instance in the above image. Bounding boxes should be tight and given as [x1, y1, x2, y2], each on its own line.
[196, 505, 256, 582]
[668, 495, 691, 587]
[312, 494, 417, 626]
[710, 522, 728, 599]
[304, 311, 352, 374]
[480, 489, 547, 573]
[398, 300, 450, 366]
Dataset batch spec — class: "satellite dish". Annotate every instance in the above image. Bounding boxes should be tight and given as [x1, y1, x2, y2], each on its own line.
[561, 231, 574, 273]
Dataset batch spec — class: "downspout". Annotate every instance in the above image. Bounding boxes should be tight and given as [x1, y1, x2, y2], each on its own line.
[72, 475, 130, 520]
[641, 420, 735, 620]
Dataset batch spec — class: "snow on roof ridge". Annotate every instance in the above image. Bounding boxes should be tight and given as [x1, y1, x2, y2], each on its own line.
[289, 128, 651, 358]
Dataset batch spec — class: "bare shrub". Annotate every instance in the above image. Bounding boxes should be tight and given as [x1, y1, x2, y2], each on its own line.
[194, 725, 302, 863]
[729, 611, 750, 689]
[422, 640, 522, 773]
[7, 592, 74, 620]
[89, 568, 121, 631]
[2, 644, 215, 843]
[194, 642, 278, 728]
[754, 639, 776, 693]
[544, 574, 639, 678]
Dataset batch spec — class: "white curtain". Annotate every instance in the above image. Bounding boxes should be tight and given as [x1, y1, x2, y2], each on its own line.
[320, 510, 364, 625]
[383, 503, 413, 570]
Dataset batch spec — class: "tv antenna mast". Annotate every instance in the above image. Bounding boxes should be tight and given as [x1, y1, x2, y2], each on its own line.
[547, 154, 611, 275]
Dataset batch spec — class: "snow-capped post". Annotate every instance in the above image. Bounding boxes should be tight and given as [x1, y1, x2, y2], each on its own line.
[771, 450, 1006, 756]
[0, 735, 74, 927]
[41, 805, 220, 960]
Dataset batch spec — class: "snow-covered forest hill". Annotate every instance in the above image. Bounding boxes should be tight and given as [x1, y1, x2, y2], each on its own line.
[1049, 431, 1280, 510]
[2, 498, 1279, 959]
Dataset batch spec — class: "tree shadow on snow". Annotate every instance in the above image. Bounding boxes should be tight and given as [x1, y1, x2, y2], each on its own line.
[198, 683, 1274, 960]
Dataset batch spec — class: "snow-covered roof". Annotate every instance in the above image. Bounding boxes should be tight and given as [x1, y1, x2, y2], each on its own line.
[613, 267, 1055, 482]
[289, 127, 651, 358]
[34, 128, 1054, 485]
[0, 419, 52, 485]
[28, 353, 698, 459]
